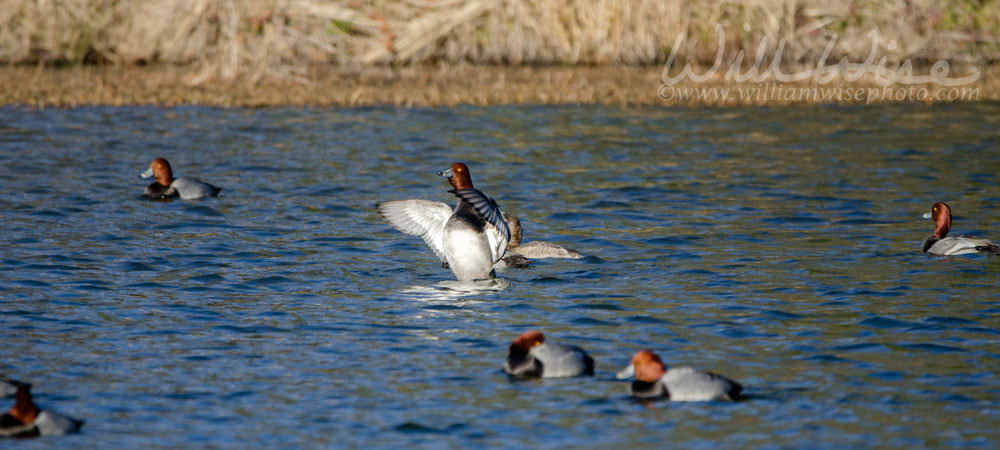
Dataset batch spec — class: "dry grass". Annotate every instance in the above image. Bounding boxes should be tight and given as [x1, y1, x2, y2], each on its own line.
[1, 0, 998, 84]
[3, 64, 998, 107]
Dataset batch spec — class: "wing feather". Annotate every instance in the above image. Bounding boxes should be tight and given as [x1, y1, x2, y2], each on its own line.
[376, 199, 453, 262]
[931, 236, 997, 255]
[450, 189, 510, 262]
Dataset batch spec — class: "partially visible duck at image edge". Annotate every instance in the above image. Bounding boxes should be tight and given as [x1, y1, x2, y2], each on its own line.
[0, 377, 83, 438]
[922, 202, 1000, 255]
[140, 157, 221, 200]
[377, 162, 510, 281]
[503, 330, 595, 378]
[616, 350, 742, 402]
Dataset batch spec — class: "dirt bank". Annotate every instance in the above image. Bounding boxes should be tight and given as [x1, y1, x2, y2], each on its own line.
[2, 64, 997, 107]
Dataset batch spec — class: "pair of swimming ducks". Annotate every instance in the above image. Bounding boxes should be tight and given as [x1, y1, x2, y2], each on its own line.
[504, 331, 742, 402]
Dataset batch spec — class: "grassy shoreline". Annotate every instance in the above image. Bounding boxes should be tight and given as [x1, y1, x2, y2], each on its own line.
[2, 64, 998, 108]
[5, 1, 998, 107]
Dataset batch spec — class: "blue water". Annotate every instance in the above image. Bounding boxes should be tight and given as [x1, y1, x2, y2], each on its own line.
[2, 104, 1000, 447]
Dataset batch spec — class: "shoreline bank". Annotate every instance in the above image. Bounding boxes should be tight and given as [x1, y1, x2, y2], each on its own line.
[2, 65, 998, 108]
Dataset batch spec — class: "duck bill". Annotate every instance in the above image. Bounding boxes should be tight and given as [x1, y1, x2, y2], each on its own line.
[139, 168, 153, 179]
[437, 168, 453, 178]
[615, 364, 636, 380]
[921, 212, 932, 219]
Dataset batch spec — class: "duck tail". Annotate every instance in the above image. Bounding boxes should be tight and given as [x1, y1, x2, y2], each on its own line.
[976, 244, 1000, 255]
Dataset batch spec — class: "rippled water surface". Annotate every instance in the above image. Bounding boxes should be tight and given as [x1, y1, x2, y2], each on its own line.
[2, 104, 1000, 447]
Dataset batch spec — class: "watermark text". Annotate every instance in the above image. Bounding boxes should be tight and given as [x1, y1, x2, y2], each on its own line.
[657, 84, 981, 104]
[662, 24, 980, 88]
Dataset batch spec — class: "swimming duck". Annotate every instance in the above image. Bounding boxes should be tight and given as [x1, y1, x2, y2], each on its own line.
[140, 157, 221, 200]
[0, 377, 83, 438]
[922, 202, 1000, 255]
[377, 163, 510, 281]
[616, 350, 742, 401]
[503, 330, 595, 378]
[504, 213, 583, 260]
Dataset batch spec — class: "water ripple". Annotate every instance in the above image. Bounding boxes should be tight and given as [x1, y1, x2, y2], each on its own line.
[3, 104, 1000, 448]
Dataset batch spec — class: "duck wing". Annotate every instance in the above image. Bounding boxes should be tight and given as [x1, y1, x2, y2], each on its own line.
[661, 367, 742, 401]
[449, 188, 510, 263]
[35, 411, 83, 436]
[376, 199, 454, 263]
[929, 236, 999, 256]
[530, 343, 594, 377]
[172, 177, 220, 200]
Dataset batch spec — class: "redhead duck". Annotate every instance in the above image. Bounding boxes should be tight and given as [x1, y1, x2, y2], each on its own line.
[503, 330, 595, 378]
[922, 202, 1000, 255]
[0, 378, 82, 438]
[503, 213, 583, 260]
[616, 350, 742, 401]
[377, 163, 510, 281]
[140, 158, 221, 200]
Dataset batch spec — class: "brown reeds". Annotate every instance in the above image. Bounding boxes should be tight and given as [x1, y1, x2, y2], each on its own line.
[2, 0, 998, 83]
[1, 1, 997, 106]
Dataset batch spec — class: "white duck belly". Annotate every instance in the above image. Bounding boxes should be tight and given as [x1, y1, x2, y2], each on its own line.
[443, 219, 495, 281]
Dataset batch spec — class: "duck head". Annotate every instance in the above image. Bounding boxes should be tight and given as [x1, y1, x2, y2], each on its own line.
[140, 158, 174, 186]
[508, 330, 545, 357]
[8, 384, 39, 425]
[616, 350, 667, 382]
[437, 162, 474, 190]
[922, 202, 952, 239]
[504, 213, 523, 247]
